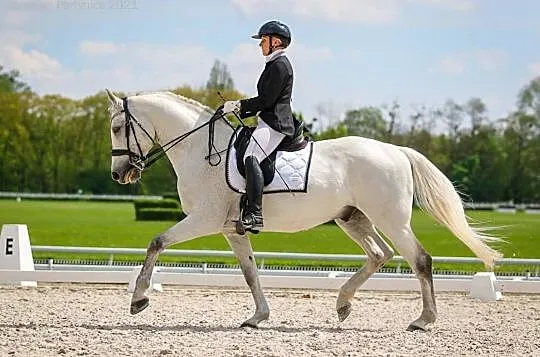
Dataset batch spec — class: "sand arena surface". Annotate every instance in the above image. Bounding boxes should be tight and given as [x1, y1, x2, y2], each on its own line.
[0, 284, 538, 357]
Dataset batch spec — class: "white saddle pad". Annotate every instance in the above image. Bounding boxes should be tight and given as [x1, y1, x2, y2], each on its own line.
[225, 129, 314, 194]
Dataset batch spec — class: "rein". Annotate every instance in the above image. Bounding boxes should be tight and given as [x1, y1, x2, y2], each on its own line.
[111, 97, 236, 170]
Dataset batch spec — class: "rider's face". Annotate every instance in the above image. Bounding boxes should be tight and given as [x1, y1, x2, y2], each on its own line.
[259, 36, 270, 56]
[259, 36, 282, 56]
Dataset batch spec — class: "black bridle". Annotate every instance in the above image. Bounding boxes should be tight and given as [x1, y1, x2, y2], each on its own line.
[110, 97, 234, 170]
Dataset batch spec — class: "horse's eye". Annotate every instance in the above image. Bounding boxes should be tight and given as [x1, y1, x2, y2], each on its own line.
[112, 126, 122, 134]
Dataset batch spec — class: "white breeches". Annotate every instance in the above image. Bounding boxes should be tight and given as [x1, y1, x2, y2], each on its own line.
[243, 116, 286, 163]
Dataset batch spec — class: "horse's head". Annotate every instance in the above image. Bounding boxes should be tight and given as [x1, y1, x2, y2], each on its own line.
[106, 89, 156, 184]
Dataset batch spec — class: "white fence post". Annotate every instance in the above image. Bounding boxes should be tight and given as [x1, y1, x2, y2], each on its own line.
[470, 272, 502, 301]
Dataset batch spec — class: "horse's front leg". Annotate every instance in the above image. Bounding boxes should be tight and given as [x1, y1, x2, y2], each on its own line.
[224, 233, 269, 328]
[130, 213, 221, 315]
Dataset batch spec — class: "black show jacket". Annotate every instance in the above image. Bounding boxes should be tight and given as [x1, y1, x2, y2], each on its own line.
[239, 54, 295, 138]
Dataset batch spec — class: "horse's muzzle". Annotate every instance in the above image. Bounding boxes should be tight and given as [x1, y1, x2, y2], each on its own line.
[112, 165, 142, 184]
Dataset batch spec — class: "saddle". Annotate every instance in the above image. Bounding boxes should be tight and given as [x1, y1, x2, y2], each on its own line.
[234, 117, 309, 185]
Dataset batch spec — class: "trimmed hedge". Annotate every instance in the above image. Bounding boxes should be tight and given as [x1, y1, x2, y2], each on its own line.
[136, 208, 187, 221]
[133, 198, 180, 210]
[133, 198, 185, 221]
[163, 192, 180, 202]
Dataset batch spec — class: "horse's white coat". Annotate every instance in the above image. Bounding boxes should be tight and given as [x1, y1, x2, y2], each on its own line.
[106, 89, 503, 330]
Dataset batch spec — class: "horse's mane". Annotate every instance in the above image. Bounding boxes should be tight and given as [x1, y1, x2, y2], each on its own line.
[132, 90, 215, 116]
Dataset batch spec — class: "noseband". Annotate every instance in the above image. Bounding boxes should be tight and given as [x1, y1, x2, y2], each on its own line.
[111, 97, 233, 170]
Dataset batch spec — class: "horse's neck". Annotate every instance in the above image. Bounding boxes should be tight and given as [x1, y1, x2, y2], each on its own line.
[136, 94, 231, 176]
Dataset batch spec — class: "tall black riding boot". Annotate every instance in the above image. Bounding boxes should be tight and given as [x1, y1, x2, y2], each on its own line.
[242, 155, 264, 231]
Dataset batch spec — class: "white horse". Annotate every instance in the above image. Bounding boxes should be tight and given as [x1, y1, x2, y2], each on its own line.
[105, 89, 503, 331]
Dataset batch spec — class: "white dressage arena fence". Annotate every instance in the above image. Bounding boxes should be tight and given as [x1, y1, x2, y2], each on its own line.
[0, 191, 163, 201]
[1, 224, 539, 301]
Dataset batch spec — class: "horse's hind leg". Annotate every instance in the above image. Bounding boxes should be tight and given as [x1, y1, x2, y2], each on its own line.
[334, 208, 394, 322]
[224, 233, 269, 328]
[376, 221, 437, 331]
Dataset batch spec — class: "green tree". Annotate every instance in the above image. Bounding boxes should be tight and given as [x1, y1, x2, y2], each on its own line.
[0, 91, 34, 190]
[501, 77, 540, 202]
[450, 126, 508, 202]
[342, 106, 387, 140]
[0, 65, 30, 93]
[503, 112, 539, 202]
[314, 122, 348, 141]
[464, 97, 488, 135]
[518, 76, 540, 119]
[381, 100, 401, 142]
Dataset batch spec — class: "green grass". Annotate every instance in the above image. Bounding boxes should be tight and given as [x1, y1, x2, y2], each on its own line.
[1, 199, 539, 272]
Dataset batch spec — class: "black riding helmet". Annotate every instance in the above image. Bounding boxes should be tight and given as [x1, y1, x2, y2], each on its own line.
[251, 20, 291, 47]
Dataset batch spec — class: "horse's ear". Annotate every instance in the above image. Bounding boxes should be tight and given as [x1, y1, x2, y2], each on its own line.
[105, 88, 121, 106]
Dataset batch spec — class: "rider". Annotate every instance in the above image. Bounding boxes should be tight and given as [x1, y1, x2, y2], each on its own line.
[222, 20, 295, 232]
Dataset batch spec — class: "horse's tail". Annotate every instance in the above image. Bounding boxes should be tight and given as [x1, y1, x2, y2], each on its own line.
[398, 146, 503, 269]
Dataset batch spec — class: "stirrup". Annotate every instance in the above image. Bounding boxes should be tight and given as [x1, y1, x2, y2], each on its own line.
[235, 211, 263, 235]
[242, 212, 263, 230]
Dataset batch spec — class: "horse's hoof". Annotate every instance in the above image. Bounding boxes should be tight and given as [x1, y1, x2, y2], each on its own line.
[406, 323, 427, 332]
[240, 320, 259, 329]
[130, 297, 149, 315]
[337, 302, 352, 322]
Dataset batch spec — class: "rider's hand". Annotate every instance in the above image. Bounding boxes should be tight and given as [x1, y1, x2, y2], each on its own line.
[222, 100, 240, 114]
